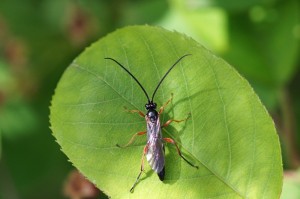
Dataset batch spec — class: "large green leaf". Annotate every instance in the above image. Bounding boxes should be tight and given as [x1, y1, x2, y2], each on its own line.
[50, 26, 282, 198]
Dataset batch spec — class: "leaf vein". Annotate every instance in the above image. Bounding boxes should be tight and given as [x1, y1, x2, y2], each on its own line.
[71, 62, 141, 111]
[207, 59, 232, 180]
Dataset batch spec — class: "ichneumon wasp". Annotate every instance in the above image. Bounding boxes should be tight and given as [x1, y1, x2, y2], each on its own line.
[105, 54, 198, 192]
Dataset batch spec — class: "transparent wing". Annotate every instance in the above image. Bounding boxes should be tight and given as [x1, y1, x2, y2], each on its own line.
[146, 116, 162, 139]
[145, 115, 165, 173]
[146, 138, 165, 173]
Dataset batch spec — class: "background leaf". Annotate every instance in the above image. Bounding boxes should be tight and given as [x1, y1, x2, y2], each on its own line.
[50, 26, 282, 198]
[223, 0, 299, 111]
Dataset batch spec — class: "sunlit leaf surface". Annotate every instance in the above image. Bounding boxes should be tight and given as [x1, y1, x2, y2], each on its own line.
[50, 26, 282, 198]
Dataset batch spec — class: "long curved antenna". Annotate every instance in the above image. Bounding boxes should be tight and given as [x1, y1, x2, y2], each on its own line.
[151, 54, 191, 102]
[105, 57, 151, 103]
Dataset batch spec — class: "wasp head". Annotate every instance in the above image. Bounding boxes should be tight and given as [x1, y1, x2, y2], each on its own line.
[145, 101, 156, 110]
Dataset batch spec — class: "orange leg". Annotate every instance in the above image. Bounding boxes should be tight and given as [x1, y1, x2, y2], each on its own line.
[159, 93, 173, 114]
[163, 138, 198, 169]
[130, 144, 148, 193]
[162, 113, 191, 128]
[116, 131, 146, 148]
[124, 107, 145, 117]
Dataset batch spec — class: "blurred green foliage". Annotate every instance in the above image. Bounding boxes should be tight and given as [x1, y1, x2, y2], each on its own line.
[0, 0, 299, 198]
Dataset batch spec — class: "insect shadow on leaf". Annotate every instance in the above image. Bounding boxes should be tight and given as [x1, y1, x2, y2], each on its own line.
[105, 54, 198, 192]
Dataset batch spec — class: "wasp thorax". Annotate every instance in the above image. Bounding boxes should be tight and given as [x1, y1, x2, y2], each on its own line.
[147, 110, 158, 123]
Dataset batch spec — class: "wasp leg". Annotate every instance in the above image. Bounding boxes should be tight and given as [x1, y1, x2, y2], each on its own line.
[130, 144, 148, 193]
[163, 138, 198, 169]
[159, 93, 173, 114]
[162, 113, 191, 128]
[124, 107, 145, 117]
[116, 131, 146, 148]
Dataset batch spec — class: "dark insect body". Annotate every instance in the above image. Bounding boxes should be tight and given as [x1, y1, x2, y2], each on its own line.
[105, 54, 198, 192]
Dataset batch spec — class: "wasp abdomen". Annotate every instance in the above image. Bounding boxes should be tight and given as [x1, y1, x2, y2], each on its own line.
[158, 166, 165, 181]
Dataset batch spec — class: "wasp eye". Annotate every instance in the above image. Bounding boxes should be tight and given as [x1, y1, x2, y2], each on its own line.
[145, 104, 150, 109]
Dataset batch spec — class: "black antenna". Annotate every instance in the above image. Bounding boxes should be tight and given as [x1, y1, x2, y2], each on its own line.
[105, 57, 151, 103]
[150, 54, 191, 102]
[105, 54, 191, 104]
